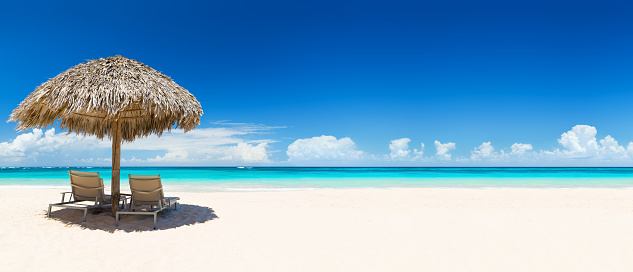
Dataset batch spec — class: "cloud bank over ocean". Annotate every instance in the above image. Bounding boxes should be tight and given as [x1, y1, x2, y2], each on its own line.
[0, 124, 631, 166]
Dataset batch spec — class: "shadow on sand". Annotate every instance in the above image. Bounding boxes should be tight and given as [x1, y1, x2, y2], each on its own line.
[47, 204, 218, 232]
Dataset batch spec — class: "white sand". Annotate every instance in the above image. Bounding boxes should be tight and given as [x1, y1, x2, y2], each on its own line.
[1, 187, 632, 271]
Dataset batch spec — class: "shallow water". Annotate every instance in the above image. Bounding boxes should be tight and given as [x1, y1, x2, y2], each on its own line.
[1, 167, 633, 191]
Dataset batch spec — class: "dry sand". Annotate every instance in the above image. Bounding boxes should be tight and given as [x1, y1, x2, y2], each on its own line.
[1, 187, 632, 271]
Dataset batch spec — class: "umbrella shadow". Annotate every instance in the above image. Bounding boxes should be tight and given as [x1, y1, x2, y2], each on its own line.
[46, 204, 218, 232]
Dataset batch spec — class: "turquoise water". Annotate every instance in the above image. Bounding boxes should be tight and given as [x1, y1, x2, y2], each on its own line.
[1, 167, 633, 191]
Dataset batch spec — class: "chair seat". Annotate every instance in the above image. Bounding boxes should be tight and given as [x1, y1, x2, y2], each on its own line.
[74, 194, 112, 202]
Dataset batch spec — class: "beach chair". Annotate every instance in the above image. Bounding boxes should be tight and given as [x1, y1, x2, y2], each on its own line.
[47, 170, 112, 222]
[116, 174, 179, 229]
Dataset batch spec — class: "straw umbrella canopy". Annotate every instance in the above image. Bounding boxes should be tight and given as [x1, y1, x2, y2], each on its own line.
[9, 55, 203, 214]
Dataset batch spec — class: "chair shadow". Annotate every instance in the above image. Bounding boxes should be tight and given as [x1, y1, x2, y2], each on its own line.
[46, 204, 219, 233]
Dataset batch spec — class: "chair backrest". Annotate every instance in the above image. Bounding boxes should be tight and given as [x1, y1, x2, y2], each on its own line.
[129, 175, 165, 206]
[69, 170, 105, 202]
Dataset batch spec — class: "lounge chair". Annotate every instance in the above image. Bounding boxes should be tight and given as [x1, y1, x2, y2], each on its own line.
[47, 170, 112, 222]
[116, 174, 179, 229]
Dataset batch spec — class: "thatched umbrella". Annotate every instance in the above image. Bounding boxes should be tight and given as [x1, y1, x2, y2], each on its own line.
[9, 55, 203, 214]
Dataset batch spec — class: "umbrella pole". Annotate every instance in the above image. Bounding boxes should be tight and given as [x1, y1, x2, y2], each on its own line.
[111, 118, 122, 216]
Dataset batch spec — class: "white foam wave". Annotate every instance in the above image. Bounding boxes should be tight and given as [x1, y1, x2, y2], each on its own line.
[225, 187, 320, 192]
[0, 185, 69, 189]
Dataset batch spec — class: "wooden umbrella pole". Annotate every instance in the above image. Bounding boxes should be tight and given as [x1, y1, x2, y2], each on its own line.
[111, 118, 122, 216]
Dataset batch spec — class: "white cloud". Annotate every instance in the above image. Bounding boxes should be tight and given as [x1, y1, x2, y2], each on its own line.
[627, 142, 633, 158]
[415, 143, 424, 157]
[0, 128, 106, 162]
[389, 138, 411, 160]
[5, 123, 633, 166]
[0, 123, 280, 165]
[221, 143, 269, 163]
[120, 127, 276, 164]
[287, 135, 367, 161]
[598, 135, 626, 159]
[277, 125, 633, 165]
[470, 141, 505, 161]
[388, 138, 424, 161]
[511, 143, 533, 155]
[464, 125, 633, 164]
[434, 140, 456, 160]
[123, 124, 277, 151]
[552, 125, 630, 160]
[557, 125, 600, 157]
[124, 125, 276, 164]
[147, 150, 189, 163]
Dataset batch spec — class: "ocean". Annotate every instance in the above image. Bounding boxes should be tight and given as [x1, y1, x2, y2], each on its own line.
[0, 167, 632, 191]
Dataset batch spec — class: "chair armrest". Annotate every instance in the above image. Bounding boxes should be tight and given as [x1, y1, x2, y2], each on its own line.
[60, 192, 73, 202]
[119, 195, 131, 209]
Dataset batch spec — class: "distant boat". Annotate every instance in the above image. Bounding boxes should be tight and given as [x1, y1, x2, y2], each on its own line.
[237, 167, 245, 169]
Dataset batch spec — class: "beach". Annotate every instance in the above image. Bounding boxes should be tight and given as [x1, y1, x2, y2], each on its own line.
[1, 187, 632, 271]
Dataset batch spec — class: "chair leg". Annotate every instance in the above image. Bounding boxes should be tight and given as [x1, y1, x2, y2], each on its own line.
[153, 214, 157, 230]
[47, 205, 52, 218]
[82, 209, 88, 222]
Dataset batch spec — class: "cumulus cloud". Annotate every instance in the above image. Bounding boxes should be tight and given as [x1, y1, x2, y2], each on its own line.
[511, 143, 533, 155]
[0, 123, 280, 165]
[287, 135, 367, 161]
[557, 125, 600, 157]
[0, 128, 106, 162]
[389, 138, 411, 159]
[552, 125, 631, 160]
[598, 136, 627, 159]
[388, 138, 424, 161]
[284, 125, 633, 165]
[461, 125, 633, 164]
[470, 141, 505, 161]
[5, 123, 633, 166]
[147, 150, 189, 163]
[434, 141, 456, 160]
[221, 143, 269, 163]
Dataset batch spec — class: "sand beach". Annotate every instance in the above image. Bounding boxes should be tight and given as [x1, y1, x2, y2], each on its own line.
[1, 187, 632, 271]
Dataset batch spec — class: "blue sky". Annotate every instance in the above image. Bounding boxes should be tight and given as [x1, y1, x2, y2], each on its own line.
[1, 0, 633, 166]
